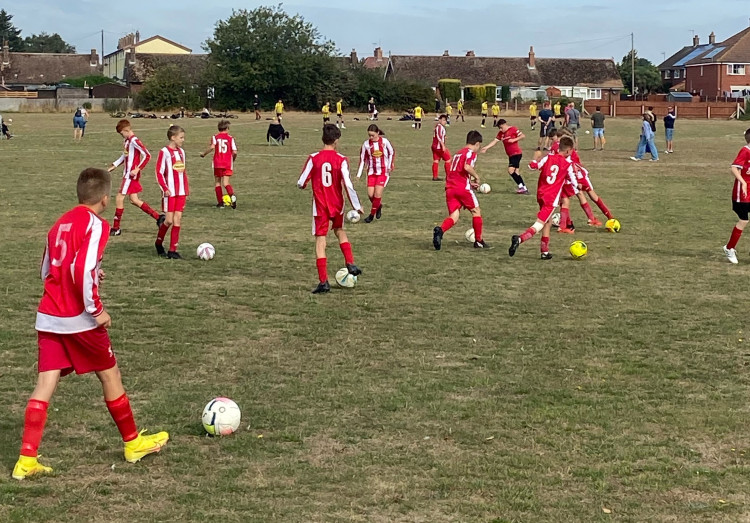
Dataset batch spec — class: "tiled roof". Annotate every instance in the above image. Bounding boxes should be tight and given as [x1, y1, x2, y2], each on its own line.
[1, 52, 101, 84]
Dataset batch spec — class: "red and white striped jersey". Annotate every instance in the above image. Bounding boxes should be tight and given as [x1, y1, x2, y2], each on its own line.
[732, 145, 750, 203]
[446, 146, 478, 191]
[529, 153, 575, 202]
[432, 123, 447, 150]
[297, 150, 362, 216]
[36, 206, 109, 334]
[156, 146, 189, 196]
[211, 132, 237, 170]
[112, 135, 151, 180]
[356, 137, 394, 177]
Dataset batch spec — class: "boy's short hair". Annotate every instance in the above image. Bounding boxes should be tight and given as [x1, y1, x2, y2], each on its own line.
[167, 125, 184, 139]
[218, 120, 230, 131]
[497, 118, 507, 127]
[115, 119, 131, 133]
[559, 136, 575, 151]
[466, 130, 483, 145]
[438, 114, 447, 120]
[595, 106, 601, 111]
[547, 129, 559, 138]
[322, 123, 341, 145]
[77, 168, 111, 204]
[745, 128, 750, 143]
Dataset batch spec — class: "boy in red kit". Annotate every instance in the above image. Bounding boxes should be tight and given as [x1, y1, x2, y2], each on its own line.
[431, 114, 450, 181]
[106, 119, 165, 236]
[201, 120, 238, 209]
[432, 130, 489, 250]
[480, 119, 529, 194]
[723, 128, 750, 264]
[12, 168, 168, 480]
[508, 136, 576, 259]
[155, 126, 189, 260]
[298, 124, 364, 294]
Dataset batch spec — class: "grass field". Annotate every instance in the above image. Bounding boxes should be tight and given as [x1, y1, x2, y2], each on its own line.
[1, 111, 750, 522]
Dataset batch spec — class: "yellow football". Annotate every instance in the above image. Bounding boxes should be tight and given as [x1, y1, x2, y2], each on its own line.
[605, 219, 621, 233]
[569, 240, 588, 259]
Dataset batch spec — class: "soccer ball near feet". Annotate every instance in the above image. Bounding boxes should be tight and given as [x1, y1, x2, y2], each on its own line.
[202, 397, 241, 436]
[569, 240, 588, 259]
[605, 219, 621, 233]
[197, 243, 215, 260]
[346, 209, 361, 223]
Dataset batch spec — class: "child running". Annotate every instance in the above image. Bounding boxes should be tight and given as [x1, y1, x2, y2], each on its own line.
[200, 120, 238, 209]
[481, 118, 529, 194]
[356, 124, 395, 223]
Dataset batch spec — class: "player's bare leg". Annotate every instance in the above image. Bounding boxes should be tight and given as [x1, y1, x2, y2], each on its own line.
[469, 207, 489, 248]
[334, 228, 361, 276]
[433, 208, 460, 250]
[13, 370, 60, 479]
[313, 236, 331, 293]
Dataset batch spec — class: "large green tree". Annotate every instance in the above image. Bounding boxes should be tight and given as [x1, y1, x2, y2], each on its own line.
[135, 65, 204, 111]
[24, 32, 75, 53]
[0, 9, 23, 51]
[618, 50, 663, 95]
[204, 5, 338, 110]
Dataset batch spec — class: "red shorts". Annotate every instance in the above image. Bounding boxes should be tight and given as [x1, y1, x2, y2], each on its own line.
[536, 192, 562, 223]
[446, 187, 479, 214]
[561, 182, 578, 198]
[432, 147, 450, 162]
[577, 171, 593, 192]
[367, 173, 389, 187]
[312, 211, 344, 236]
[162, 195, 187, 213]
[38, 327, 116, 377]
[119, 177, 143, 195]
[214, 168, 233, 177]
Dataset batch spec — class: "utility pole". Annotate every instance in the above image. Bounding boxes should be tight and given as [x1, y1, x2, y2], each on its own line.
[631, 32, 635, 98]
[101, 30, 104, 65]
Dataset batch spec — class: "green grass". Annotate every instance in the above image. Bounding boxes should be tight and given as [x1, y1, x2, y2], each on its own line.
[1, 112, 750, 522]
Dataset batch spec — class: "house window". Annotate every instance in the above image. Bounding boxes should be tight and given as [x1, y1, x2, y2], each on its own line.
[587, 88, 602, 99]
[664, 70, 671, 79]
[673, 69, 680, 79]
[728, 64, 746, 75]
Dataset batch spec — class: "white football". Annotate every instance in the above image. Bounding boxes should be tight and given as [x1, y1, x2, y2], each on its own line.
[197, 242, 215, 260]
[201, 397, 241, 436]
[7, 118, 11, 123]
[585, 130, 590, 134]
[465, 228, 475, 243]
[478, 183, 491, 194]
[335, 267, 357, 288]
[550, 213, 561, 227]
[346, 209, 361, 224]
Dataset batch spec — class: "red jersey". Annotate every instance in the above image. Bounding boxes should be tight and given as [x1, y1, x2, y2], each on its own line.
[496, 126, 522, 157]
[298, 149, 362, 216]
[432, 123, 447, 150]
[156, 146, 189, 197]
[732, 145, 750, 203]
[530, 153, 575, 202]
[210, 132, 237, 170]
[446, 147, 478, 191]
[36, 206, 109, 334]
[357, 137, 394, 177]
[549, 140, 560, 154]
[112, 135, 150, 180]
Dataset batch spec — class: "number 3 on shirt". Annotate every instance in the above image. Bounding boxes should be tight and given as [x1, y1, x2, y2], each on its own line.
[51, 223, 73, 267]
[546, 165, 559, 185]
[321, 162, 333, 187]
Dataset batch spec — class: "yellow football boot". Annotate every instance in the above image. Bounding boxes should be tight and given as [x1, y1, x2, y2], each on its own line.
[124, 429, 169, 463]
[12, 455, 53, 480]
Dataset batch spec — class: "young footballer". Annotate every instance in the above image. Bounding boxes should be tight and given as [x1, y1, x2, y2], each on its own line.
[431, 114, 450, 181]
[154, 126, 189, 259]
[200, 120, 238, 209]
[529, 101, 538, 130]
[336, 98, 346, 129]
[445, 101, 453, 126]
[491, 101, 501, 127]
[481, 119, 529, 194]
[480, 100, 488, 128]
[106, 119, 164, 236]
[12, 168, 169, 480]
[508, 136, 576, 259]
[433, 130, 489, 250]
[322, 101, 331, 124]
[357, 124, 395, 223]
[723, 128, 750, 264]
[274, 99, 284, 122]
[457, 99, 465, 122]
[414, 104, 424, 130]
[297, 124, 363, 293]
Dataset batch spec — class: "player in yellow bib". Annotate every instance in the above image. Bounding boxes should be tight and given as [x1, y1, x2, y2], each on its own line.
[529, 101, 538, 131]
[481, 101, 488, 128]
[336, 99, 345, 129]
[322, 102, 331, 124]
[457, 99, 465, 122]
[445, 102, 453, 126]
[491, 102, 500, 127]
[414, 105, 424, 130]
[274, 100, 284, 122]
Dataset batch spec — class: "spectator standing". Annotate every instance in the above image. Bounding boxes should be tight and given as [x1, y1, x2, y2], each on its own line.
[664, 106, 676, 154]
[253, 95, 261, 120]
[565, 102, 581, 148]
[590, 106, 606, 151]
[630, 114, 659, 162]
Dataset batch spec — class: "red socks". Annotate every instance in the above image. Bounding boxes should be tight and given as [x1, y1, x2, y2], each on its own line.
[140, 202, 159, 220]
[520, 226, 536, 242]
[472, 216, 483, 242]
[594, 197, 612, 219]
[440, 217, 455, 232]
[20, 399, 49, 457]
[225, 184, 234, 196]
[728, 226, 743, 250]
[581, 202, 595, 221]
[432, 162, 439, 179]
[370, 197, 382, 216]
[156, 223, 169, 245]
[105, 394, 138, 442]
[560, 208, 571, 229]
[169, 226, 181, 252]
[215, 186, 223, 204]
[316, 257, 328, 283]
[113, 208, 123, 230]
[541, 236, 550, 253]
[340, 242, 354, 264]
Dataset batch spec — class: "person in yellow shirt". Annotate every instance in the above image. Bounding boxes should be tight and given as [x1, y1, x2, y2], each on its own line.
[553, 100, 562, 125]
[445, 101, 453, 126]
[529, 101, 538, 131]
[481, 100, 488, 128]
[336, 98, 346, 129]
[414, 104, 424, 130]
[275, 99, 284, 122]
[322, 102, 331, 124]
[491, 101, 501, 127]
[457, 99, 465, 122]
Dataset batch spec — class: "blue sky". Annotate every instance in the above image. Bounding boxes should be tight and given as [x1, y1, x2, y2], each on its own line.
[8, 0, 750, 65]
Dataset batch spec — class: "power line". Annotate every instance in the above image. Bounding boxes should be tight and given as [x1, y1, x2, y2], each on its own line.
[533, 34, 631, 49]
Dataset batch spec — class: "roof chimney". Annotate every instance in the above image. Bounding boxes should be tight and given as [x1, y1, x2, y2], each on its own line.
[350, 49, 358, 66]
[2, 40, 9, 68]
[90, 49, 99, 67]
[708, 31, 715, 44]
[466, 50, 475, 57]
[528, 46, 536, 69]
[135, 31, 140, 44]
[374, 47, 383, 60]
[442, 50, 449, 57]
[693, 34, 700, 46]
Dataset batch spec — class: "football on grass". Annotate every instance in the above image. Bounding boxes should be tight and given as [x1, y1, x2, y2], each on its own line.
[197, 243, 215, 260]
[569, 240, 588, 259]
[335, 268, 357, 288]
[346, 209, 361, 223]
[465, 229, 475, 243]
[202, 397, 241, 436]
